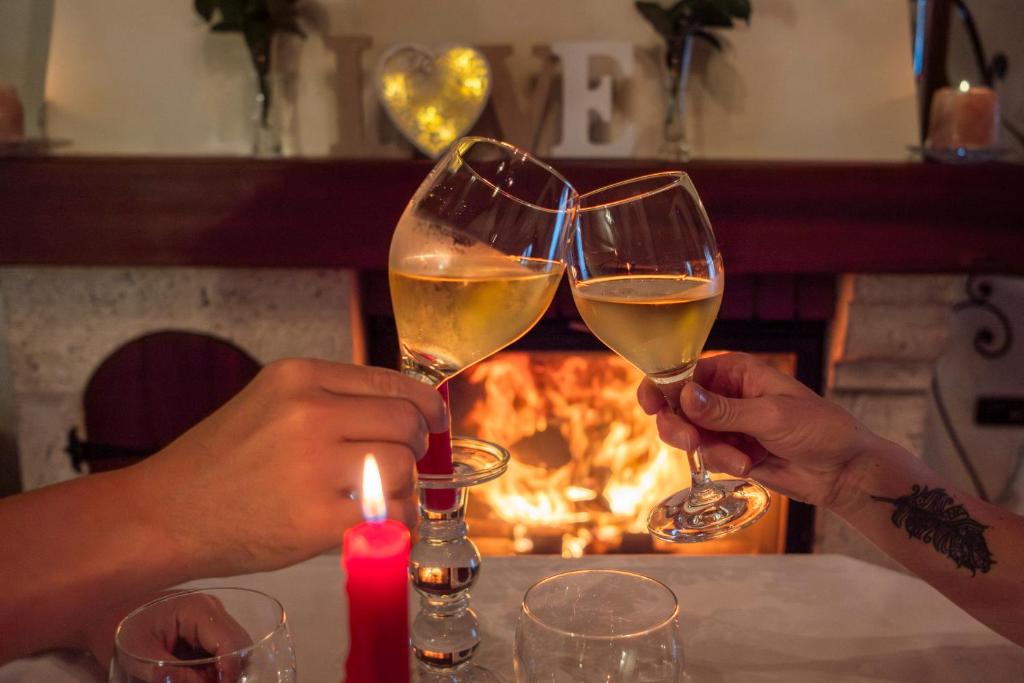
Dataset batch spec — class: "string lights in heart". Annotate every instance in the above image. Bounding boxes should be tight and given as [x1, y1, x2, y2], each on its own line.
[377, 45, 491, 158]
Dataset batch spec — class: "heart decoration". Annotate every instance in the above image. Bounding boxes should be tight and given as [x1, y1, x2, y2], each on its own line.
[376, 45, 491, 159]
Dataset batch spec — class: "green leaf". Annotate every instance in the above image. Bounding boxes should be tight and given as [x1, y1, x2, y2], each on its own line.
[692, 28, 723, 51]
[211, 20, 244, 32]
[275, 17, 306, 37]
[267, 0, 305, 38]
[635, 2, 676, 40]
[724, 0, 752, 23]
[194, 0, 216, 22]
[669, 1, 696, 26]
[243, 20, 273, 75]
[217, 0, 248, 27]
[242, 0, 271, 22]
[691, 0, 735, 28]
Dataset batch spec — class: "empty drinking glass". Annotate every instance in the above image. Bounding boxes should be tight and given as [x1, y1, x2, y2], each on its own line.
[109, 587, 296, 683]
[514, 569, 683, 682]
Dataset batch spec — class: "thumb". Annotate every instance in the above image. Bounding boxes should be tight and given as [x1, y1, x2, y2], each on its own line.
[680, 382, 772, 438]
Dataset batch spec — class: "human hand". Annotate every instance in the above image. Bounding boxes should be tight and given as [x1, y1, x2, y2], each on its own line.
[637, 353, 883, 511]
[120, 359, 447, 580]
[85, 591, 252, 683]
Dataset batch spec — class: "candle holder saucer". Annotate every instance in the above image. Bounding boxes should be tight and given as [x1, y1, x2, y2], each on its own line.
[410, 437, 509, 682]
[908, 144, 1009, 164]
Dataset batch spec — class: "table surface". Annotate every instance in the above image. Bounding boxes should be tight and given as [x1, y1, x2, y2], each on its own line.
[3, 553, 1022, 682]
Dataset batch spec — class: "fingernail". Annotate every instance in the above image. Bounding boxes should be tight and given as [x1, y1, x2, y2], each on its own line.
[729, 454, 749, 477]
[692, 385, 709, 411]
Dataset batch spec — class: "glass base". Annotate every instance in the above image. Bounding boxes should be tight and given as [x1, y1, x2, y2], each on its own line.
[647, 479, 771, 543]
[416, 664, 504, 682]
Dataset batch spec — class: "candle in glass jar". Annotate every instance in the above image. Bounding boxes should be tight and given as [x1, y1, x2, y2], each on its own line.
[343, 455, 411, 683]
[926, 80, 1000, 151]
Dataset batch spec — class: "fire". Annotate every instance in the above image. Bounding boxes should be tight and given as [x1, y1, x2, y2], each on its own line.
[458, 352, 691, 555]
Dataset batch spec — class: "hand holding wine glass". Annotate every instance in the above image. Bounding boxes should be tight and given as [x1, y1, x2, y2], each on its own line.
[637, 351, 884, 511]
[567, 172, 770, 542]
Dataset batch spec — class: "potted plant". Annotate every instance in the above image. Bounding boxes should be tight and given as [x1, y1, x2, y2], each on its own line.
[635, 0, 752, 160]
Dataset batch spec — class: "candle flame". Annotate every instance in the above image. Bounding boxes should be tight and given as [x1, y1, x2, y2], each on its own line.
[362, 455, 387, 523]
[959, 80, 971, 93]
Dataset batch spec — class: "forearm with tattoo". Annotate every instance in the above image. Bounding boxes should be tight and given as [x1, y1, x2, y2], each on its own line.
[872, 484, 995, 576]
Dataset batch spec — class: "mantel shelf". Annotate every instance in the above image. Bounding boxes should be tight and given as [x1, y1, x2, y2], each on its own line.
[2, 156, 1023, 274]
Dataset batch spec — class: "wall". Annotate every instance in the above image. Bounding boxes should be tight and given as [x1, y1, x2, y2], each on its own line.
[817, 274, 963, 569]
[923, 277, 1024, 513]
[0, 267, 358, 490]
[33, 0, 917, 159]
[0, 0, 53, 138]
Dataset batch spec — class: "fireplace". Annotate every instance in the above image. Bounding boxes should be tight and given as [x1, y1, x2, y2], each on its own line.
[364, 274, 830, 557]
[449, 349, 796, 557]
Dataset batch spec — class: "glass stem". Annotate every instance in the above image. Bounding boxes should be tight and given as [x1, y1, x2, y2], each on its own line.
[685, 445, 724, 508]
[401, 355, 445, 387]
[657, 377, 725, 509]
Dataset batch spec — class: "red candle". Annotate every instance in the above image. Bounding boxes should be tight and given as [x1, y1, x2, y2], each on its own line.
[343, 455, 411, 683]
[418, 383, 456, 510]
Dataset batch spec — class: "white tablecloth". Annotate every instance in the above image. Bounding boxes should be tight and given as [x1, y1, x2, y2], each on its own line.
[3, 553, 1021, 682]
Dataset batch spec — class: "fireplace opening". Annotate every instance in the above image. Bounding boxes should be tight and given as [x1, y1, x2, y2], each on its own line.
[449, 348, 796, 557]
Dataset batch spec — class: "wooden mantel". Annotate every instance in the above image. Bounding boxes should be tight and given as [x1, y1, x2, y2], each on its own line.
[2, 156, 1023, 274]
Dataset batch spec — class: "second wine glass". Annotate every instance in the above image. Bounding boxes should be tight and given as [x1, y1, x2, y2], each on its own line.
[389, 137, 578, 388]
[567, 172, 770, 542]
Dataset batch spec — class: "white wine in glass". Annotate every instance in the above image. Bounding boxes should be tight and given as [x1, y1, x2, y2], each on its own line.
[568, 172, 769, 542]
[389, 138, 577, 387]
[571, 274, 722, 382]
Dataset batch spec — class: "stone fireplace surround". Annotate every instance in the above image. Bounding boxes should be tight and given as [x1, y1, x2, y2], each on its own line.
[2, 156, 1022, 566]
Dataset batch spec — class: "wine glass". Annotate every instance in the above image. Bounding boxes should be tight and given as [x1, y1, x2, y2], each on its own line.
[389, 136, 578, 388]
[566, 172, 770, 542]
[109, 587, 295, 682]
[514, 569, 684, 682]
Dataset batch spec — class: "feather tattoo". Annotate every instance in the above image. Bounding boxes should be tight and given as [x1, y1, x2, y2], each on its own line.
[872, 485, 995, 576]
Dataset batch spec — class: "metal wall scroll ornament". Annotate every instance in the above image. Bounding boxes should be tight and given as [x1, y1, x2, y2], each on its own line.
[930, 275, 1015, 503]
[953, 275, 1013, 360]
[376, 45, 491, 159]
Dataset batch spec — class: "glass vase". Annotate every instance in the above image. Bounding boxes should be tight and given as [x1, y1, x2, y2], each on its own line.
[249, 36, 300, 157]
[659, 34, 694, 162]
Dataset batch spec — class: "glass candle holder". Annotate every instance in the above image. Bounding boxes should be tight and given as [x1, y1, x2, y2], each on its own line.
[411, 437, 508, 682]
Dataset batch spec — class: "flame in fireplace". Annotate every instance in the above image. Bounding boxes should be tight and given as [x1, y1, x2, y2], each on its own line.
[460, 352, 690, 556]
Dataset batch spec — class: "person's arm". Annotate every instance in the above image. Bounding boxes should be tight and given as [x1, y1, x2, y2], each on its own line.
[831, 441, 1024, 645]
[638, 352, 1024, 646]
[0, 467, 186, 660]
[0, 359, 447, 664]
